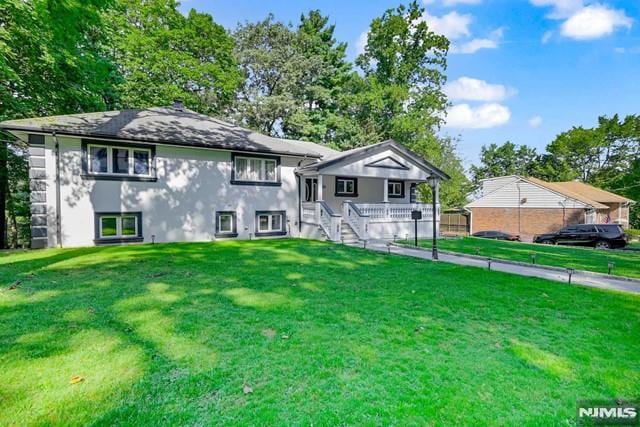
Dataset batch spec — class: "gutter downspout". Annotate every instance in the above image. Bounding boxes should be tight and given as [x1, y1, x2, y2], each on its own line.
[52, 131, 62, 247]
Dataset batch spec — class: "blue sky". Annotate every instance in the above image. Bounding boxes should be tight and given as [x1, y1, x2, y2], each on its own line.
[180, 0, 640, 167]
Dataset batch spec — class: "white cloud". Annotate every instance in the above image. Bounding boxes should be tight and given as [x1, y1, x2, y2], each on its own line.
[560, 5, 632, 40]
[444, 103, 511, 129]
[530, 0, 584, 19]
[444, 77, 516, 102]
[423, 11, 472, 40]
[541, 30, 554, 43]
[532, 1, 632, 41]
[528, 115, 543, 128]
[451, 37, 497, 53]
[355, 31, 368, 55]
[450, 27, 504, 54]
[424, 0, 482, 6]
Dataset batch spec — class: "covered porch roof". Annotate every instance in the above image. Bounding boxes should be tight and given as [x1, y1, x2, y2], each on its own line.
[296, 139, 450, 181]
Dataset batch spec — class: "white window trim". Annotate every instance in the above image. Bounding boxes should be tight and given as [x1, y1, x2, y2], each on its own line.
[99, 215, 139, 239]
[257, 213, 283, 233]
[87, 144, 152, 177]
[388, 181, 403, 196]
[233, 156, 278, 183]
[218, 213, 234, 233]
[336, 178, 356, 195]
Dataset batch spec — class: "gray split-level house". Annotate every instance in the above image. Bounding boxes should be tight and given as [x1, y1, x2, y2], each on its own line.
[0, 102, 448, 248]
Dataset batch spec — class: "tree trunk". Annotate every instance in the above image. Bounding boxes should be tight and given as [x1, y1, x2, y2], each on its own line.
[0, 140, 7, 249]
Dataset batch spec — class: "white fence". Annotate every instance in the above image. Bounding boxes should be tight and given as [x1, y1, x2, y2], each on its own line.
[356, 203, 438, 222]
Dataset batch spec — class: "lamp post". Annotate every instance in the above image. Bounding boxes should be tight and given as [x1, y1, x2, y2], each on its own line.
[427, 176, 439, 260]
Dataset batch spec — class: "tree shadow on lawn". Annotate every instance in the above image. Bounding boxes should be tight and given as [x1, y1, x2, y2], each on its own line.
[1, 239, 639, 425]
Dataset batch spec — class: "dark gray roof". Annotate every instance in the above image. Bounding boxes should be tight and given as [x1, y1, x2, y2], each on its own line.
[0, 106, 339, 159]
[297, 139, 450, 180]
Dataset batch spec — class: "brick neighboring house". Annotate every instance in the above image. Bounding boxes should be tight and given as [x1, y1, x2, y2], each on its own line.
[465, 175, 634, 241]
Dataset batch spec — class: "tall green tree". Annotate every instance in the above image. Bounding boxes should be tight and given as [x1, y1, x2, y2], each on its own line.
[283, 11, 354, 145]
[354, 0, 449, 142]
[114, 0, 241, 113]
[230, 15, 305, 136]
[0, 0, 118, 121]
[470, 142, 538, 186]
[545, 114, 640, 228]
[417, 136, 472, 208]
[544, 115, 640, 184]
[353, 1, 465, 206]
[230, 11, 355, 141]
[0, 0, 118, 247]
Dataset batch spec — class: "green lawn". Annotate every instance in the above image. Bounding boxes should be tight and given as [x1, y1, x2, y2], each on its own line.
[404, 237, 640, 279]
[1, 240, 639, 425]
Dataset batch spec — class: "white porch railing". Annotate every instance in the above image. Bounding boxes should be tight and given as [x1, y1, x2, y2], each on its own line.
[356, 203, 439, 222]
[302, 201, 341, 241]
[302, 202, 316, 223]
[342, 201, 369, 240]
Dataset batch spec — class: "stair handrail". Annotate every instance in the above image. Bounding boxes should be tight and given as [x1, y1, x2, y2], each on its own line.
[317, 201, 341, 241]
[342, 201, 369, 241]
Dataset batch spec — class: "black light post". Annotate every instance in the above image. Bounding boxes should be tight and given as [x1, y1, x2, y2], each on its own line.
[427, 176, 439, 260]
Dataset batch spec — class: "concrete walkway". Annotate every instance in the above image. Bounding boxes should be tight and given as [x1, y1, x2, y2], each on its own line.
[356, 240, 640, 295]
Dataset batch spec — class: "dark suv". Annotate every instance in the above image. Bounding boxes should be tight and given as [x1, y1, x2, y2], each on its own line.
[534, 224, 627, 249]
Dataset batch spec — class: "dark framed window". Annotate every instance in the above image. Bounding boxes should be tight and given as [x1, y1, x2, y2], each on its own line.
[255, 210, 287, 236]
[388, 180, 405, 198]
[231, 153, 281, 186]
[215, 211, 238, 237]
[82, 140, 156, 182]
[305, 178, 318, 202]
[28, 134, 45, 145]
[94, 212, 143, 244]
[335, 177, 358, 197]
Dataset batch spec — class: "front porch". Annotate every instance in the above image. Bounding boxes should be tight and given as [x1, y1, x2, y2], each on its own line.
[294, 140, 448, 243]
[300, 199, 439, 242]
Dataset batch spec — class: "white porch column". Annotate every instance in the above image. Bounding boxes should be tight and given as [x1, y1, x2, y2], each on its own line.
[317, 174, 324, 201]
[383, 178, 389, 203]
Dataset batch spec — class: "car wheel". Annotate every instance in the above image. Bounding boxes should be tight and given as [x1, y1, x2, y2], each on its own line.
[595, 240, 611, 250]
[540, 239, 554, 245]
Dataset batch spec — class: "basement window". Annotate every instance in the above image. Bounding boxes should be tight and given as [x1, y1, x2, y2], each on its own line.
[255, 211, 286, 236]
[215, 211, 238, 237]
[95, 212, 143, 243]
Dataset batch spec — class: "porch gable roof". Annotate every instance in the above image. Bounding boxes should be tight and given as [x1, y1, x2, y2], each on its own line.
[297, 140, 450, 180]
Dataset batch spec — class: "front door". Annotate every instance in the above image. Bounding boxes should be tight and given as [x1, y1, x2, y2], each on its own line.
[305, 178, 318, 202]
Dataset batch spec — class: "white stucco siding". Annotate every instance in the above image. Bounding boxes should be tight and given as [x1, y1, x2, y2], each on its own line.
[50, 137, 300, 247]
[467, 179, 589, 209]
